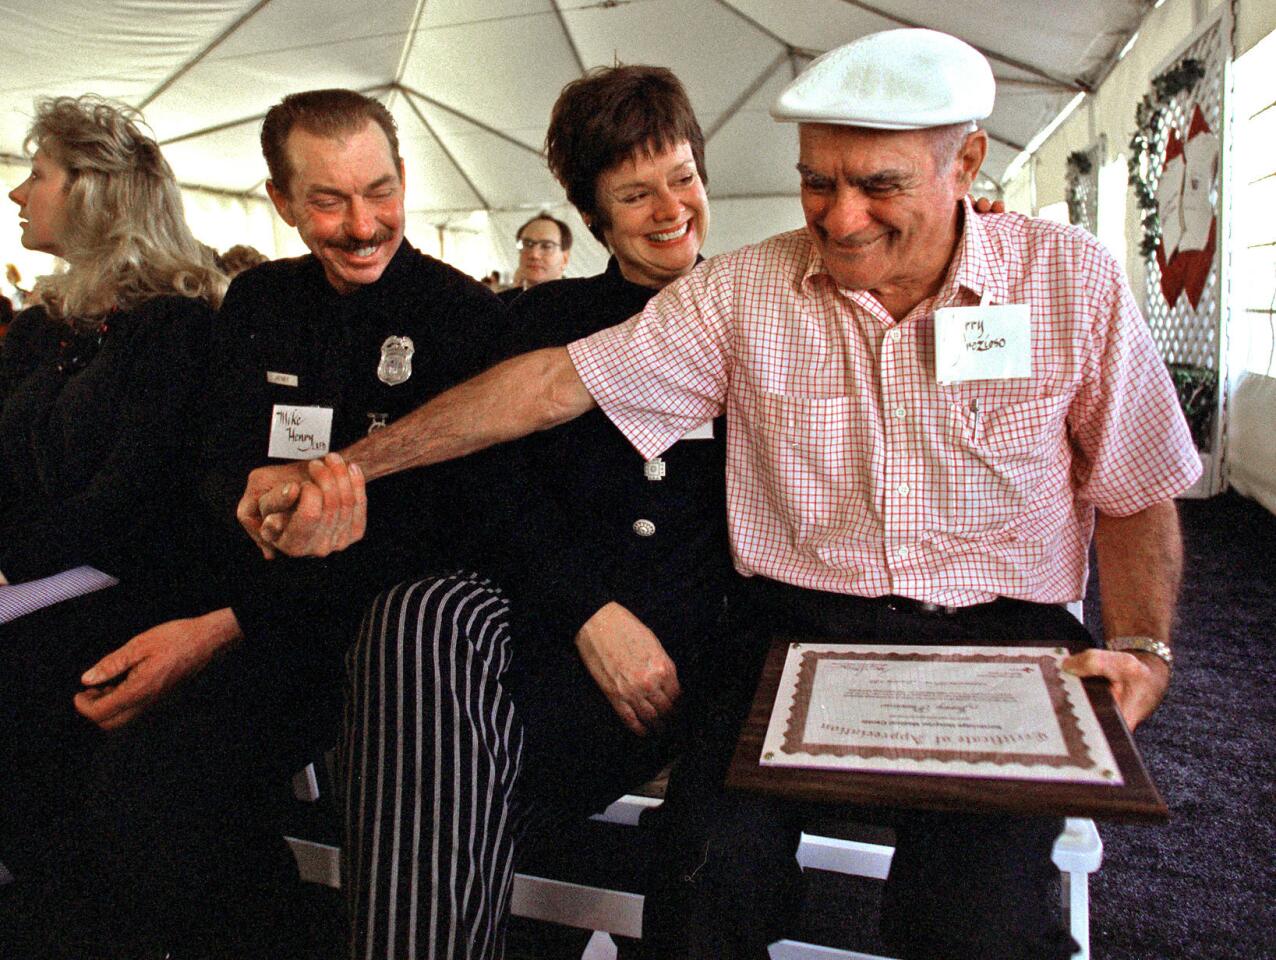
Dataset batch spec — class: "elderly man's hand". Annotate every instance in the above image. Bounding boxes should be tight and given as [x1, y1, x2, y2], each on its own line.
[575, 602, 681, 737]
[971, 196, 1006, 214]
[74, 608, 242, 730]
[1063, 649, 1171, 731]
[238, 453, 367, 558]
[237, 461, 309, 557]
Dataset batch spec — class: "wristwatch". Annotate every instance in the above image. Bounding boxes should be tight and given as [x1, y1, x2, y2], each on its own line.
[1106, 635, 1174, 672]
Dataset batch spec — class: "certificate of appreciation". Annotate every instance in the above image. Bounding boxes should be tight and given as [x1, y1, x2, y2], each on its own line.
[759, 644, 1122, 785]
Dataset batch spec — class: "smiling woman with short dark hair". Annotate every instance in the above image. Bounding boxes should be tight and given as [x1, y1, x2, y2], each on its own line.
[338, 63, 741, 960]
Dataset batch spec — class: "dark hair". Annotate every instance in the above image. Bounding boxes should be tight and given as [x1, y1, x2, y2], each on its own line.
[545, 65, 706, 244]
[261, 89, 401, 196]
[516, 213, 573, 251]
[219, 243, 269, 277]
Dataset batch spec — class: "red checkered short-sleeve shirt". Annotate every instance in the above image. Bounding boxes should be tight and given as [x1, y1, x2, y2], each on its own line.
[568, 202, 1201, 605]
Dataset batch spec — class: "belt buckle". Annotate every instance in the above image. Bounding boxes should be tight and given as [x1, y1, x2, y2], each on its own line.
[918, 601, 958, 616]
[884, 597, 956, 616]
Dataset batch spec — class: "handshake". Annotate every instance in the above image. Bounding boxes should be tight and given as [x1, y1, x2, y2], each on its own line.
[236, 452, 367, 559]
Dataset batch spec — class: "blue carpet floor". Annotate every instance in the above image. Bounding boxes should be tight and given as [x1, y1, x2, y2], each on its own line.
[1082, 491, 1276, 959]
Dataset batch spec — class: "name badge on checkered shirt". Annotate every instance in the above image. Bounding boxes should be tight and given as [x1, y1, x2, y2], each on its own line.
[935, 301, 1031, 385]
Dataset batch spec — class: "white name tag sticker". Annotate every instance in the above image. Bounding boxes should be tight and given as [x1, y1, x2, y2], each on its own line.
[268, 404, 333, 460]
[266, 370, 299, 387]
[682, 419, 714, 441]
[935, 304, 1032, 384]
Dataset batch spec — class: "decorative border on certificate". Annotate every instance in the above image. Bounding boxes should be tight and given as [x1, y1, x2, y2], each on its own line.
[759, 644, 1123, 785]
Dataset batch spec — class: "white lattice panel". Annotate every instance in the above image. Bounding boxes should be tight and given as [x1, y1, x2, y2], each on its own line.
[1140, 8, 1233, 496]
[1143, 22, 1225, 371]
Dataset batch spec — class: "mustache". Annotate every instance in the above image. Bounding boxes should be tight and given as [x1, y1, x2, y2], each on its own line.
[328, 229, 395, 252]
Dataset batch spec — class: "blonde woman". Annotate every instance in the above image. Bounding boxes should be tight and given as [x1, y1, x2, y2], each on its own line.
[0, 97, 288, 960]
[1, 95, 223, 578]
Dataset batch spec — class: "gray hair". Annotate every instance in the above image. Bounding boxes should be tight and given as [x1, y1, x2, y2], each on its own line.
[927, 121, 979, 172]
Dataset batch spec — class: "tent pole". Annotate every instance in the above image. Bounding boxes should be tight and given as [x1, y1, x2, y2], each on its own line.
[400, 89, 492, 211]
[139, 0, 277, 110]
[549, 0, 588, 74]
[706, 51, 789, 142]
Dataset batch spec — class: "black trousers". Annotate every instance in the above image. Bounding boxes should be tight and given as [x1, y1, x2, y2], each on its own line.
[643, 577, 1089, 960]
[0, 582, 340, 960]
[341, 571, 710, 960]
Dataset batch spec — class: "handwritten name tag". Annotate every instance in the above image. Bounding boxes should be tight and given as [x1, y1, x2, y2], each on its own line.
[935, 304, 1032, 384]
[682, 419, 714, 441]
[266, 370, 299, 387]
[268, 404, 333, 460]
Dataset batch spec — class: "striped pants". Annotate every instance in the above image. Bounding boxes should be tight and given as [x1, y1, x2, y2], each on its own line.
[342, 571, 675, 960]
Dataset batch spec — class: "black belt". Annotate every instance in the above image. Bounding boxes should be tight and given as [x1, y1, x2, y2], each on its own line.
[744, 576, 1007, 619]
[873, 595, 962, 617]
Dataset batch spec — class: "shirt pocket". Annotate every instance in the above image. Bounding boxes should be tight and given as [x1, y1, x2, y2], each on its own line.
[944, 391, 1073, 531]
[746, 391, 870, 549]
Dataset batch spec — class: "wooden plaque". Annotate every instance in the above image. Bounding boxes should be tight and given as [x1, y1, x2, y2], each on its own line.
[726, 637, 1169, 824]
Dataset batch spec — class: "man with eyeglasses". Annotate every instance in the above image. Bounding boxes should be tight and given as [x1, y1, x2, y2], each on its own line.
[501, 212, 572, 302]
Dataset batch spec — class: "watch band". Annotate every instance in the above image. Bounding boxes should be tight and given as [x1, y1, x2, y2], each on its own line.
[1106, 635, 1174, 671]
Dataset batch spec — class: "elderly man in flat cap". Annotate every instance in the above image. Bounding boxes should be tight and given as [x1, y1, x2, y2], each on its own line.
[240, 28, 1198, 959]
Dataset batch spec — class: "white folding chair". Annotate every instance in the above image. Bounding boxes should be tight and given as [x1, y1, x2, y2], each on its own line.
[289, 601, 1103, 959]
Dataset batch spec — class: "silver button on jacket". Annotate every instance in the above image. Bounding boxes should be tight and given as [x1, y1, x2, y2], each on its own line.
[632, 519, 656, 537]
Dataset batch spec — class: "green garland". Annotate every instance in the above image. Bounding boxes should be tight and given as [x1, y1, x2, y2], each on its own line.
[1128, 57, 1205, 257]
[1064, 150, 1094, 228]
[1167, 362, 1217, 451]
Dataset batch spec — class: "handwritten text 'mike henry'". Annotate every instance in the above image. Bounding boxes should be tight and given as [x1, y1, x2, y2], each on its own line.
[274, 408, 328, 454]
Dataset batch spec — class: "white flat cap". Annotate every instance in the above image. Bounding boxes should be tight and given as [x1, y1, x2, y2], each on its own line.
[771, 28, 994, 129]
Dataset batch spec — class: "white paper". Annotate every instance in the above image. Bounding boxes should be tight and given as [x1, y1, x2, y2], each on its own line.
[760, 643, 1121, 785]
[1179, 131, 1218, 252]
[267, 404, 333, 460]
[682, 419, 714, 440]
[934, 304, 1032, 385]
[1157, 153, 1186, 258]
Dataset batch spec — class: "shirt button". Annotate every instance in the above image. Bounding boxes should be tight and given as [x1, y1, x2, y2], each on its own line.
[897, 545, 911, 559]
[886, 329, 901, 344]
[896, 482, 911, 495]
[893, 405, 907, 419]
[632, 519, 656, 537]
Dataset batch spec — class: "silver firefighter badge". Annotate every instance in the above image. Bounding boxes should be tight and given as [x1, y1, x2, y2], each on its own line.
[377, 335, 415, 386]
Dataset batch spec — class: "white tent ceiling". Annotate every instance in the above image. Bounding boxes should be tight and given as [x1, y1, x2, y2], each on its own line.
[0, 0, 1150, 266]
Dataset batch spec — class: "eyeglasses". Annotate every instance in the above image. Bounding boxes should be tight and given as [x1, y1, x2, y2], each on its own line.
[518, 238, 561, 253]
